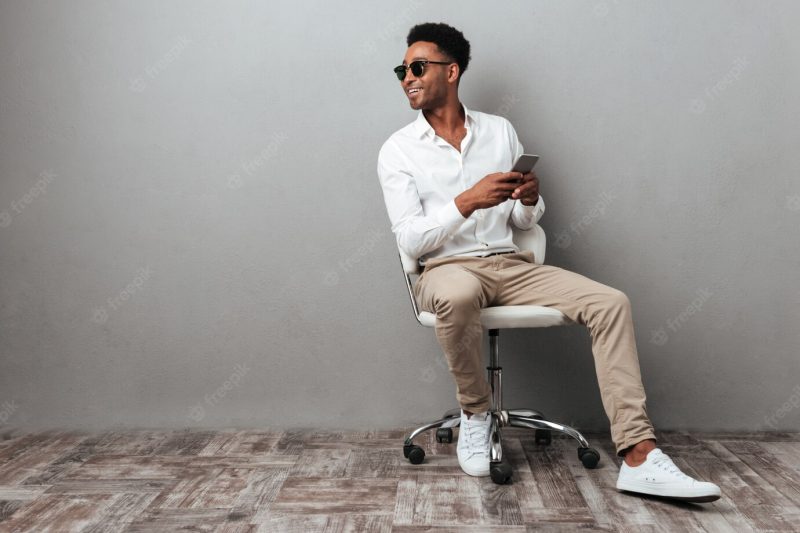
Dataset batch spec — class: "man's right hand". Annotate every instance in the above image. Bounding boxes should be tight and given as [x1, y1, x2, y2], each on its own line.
[455, 172, 524, 218]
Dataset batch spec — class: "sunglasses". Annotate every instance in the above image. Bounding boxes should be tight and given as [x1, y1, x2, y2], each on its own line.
[393, 60, 452, 81]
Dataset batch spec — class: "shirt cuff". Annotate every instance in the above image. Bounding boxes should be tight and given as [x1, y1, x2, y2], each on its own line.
[514, 196, 543, 215]
[435, 199, 469, 237]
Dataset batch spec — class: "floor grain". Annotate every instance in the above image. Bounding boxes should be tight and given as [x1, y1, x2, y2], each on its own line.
[0, 428, 796, 532]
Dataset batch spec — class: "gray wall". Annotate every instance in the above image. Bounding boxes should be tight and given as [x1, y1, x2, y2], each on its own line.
[1, 0, 798, 433]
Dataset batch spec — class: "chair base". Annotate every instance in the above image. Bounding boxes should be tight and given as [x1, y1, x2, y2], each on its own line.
[402, 406, 601, 483]
[402, 330, 601, 483]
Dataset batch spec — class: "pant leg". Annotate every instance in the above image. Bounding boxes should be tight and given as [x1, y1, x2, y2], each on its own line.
[491, 252, 656, 456]
[414, 257, 500, 413]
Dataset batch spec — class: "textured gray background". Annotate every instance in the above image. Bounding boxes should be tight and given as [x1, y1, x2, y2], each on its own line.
[1, 0, 798, 433]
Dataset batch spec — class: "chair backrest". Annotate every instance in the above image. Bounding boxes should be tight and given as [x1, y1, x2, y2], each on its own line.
[398, 224, 547, 276]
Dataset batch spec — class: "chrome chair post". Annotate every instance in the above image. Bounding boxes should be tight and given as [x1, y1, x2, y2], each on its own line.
[488, 329, 502, 413]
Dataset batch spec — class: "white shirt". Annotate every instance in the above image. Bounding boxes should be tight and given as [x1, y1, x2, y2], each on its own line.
[378, 103, 545, 265]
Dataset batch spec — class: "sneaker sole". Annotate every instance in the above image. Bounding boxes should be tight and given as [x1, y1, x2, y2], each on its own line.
[616, 482, 721, 503]
[458, 460, 490, 477]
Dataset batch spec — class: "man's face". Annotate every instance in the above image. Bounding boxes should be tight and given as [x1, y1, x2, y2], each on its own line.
[399, 41, 456, 110]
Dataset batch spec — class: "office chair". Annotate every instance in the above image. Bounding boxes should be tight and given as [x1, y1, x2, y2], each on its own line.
[399, 224, 601, 484]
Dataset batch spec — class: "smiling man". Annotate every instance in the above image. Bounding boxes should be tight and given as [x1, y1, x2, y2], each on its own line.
[377, 22, 721, 503]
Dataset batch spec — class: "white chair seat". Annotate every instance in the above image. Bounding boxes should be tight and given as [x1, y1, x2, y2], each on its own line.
[404, 225, 573, 330]
[418, 305, 573, 329]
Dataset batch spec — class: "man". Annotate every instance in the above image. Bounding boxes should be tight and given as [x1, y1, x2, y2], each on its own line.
[377, 22, 721, 503]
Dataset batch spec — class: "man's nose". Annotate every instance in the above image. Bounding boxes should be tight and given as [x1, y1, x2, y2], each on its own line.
[402, 67, 417, 83]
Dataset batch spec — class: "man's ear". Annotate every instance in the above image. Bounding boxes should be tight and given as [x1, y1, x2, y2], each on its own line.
[448, 63, 461, 84]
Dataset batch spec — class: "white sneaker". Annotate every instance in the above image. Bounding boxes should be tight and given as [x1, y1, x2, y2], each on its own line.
[456, 410, 491, 476]
[616, 448, 721, 503]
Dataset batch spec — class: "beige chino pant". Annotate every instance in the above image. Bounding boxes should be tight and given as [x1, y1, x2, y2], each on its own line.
[414, 250, 656, 456]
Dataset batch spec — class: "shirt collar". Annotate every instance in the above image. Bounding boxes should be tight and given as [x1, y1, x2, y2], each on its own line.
[412, 103, 475, 140]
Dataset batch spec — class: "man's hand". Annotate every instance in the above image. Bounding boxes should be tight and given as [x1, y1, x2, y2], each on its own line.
[455, 172, 524, 217]
[511, 171, 539, 206]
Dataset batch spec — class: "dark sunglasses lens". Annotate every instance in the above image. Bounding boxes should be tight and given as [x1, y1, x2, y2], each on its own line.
[393, 66, 406, 81]
[410, 61, 425, 77]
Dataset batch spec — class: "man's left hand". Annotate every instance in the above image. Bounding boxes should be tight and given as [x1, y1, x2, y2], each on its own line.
[510, 171, 539, 206]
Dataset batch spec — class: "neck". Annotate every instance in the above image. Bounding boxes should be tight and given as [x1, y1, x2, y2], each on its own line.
[422, 95, 464, 134]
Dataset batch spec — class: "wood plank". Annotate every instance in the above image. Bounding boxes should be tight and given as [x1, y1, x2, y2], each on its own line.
[393, 527, 527, 532]
[0, 484, 49, 500]
[704, 439, 798, 531]
[394, 473, 523, 527]
[289, 448, 351, 478]
[520, 437, 588, 509]
[236, 468, 290, 524]
[150, 430, 218, 455]
[81, 492, 160, 533]
[344, 448, 400, 478]
[569, 438, 658, 530]
[198, 430, 282, 456]
[61, 453, 296, 480]
[724, 440, 800, 504]
[392, 476, 417, 526]
[125, 507, 230, 532]
[0, 499, 27, 523]
[0, 493, 117, 532]
[271, 477, 398, 514]
[0, 432, 88, 485]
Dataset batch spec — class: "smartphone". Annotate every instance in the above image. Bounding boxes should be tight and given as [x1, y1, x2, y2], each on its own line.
[511, 154, 539, 175]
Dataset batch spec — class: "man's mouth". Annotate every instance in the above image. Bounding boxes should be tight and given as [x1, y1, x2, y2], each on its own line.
[407, 87, 422, 96]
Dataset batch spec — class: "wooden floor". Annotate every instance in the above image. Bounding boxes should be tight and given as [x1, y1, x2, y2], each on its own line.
[0, 427, 799, 532]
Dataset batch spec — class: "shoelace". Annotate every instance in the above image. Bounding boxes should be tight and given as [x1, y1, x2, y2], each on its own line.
[650, 453, 692, 480]
[461, 420, 490, 460]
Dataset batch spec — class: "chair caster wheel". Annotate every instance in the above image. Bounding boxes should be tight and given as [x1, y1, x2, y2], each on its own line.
[436, 428, 453, 443]
[534, 429, 552, 445]
[490, 460, 512, 484]
[578, 447, 600, 469]
[404, 444, 425, 464]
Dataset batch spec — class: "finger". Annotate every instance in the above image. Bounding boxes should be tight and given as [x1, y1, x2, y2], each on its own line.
[498, 178, 522, 189]
[514, 180, 535, 192]
[499, 183, 521, 193]
[499, 172, 524, 182]
[512, 182, 537, 198]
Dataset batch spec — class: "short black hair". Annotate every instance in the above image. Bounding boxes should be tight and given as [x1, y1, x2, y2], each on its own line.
[406, 22, 471, 79]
